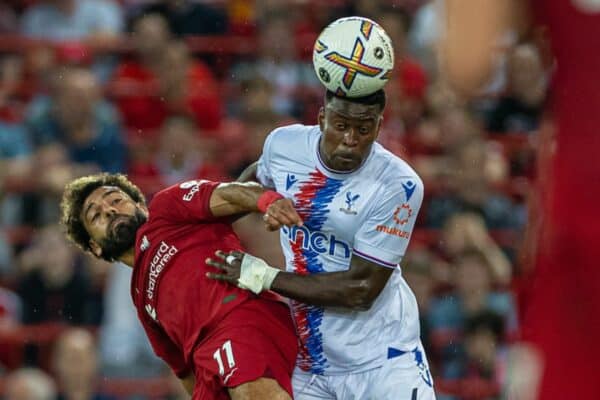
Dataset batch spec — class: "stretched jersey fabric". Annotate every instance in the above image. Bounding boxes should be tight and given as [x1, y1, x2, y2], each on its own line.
[257, 124, 424, 375]
[131, 181, 259, 378]
[521, 1, 600, 398]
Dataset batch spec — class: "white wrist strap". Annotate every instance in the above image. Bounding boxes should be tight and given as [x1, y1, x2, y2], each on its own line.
[237, 254, 280, 294]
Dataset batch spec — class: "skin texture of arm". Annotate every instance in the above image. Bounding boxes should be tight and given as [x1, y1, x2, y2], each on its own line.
[180, 374, 195, 396]
[439, 0, 526, 94]
[209, 182, 303, 227]
[207, 251, 393, 311]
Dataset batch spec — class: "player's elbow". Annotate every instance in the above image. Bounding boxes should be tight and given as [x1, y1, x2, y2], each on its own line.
[346, 279, 379, 311]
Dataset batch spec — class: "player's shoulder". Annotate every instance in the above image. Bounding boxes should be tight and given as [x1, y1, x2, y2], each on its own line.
[368, 143, 424, 196]
[265, 124, 320, 151]
[149, 180, 215, 214]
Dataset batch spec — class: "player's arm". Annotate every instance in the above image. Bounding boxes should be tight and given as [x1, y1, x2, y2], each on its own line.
[209, 182, 302, 227]
[208, 250, 392, 310]
[439, 0, 526, 94]
[208, 177, 423, 311]
[180, 374, 195, 396]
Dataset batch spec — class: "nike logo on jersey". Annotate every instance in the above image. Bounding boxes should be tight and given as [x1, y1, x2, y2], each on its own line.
[401, 180, 416, 201]
[286, 174, 298, 191]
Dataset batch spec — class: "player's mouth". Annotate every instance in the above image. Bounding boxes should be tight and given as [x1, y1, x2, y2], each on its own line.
[109, 215, 129, 233]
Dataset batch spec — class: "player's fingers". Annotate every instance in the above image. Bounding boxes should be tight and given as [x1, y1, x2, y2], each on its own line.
[205, 258, 228, 270]
[271, 201, 303, 226]
[230, 250, 245, 260]
[205, 272, 235, 283]
[214, 250, 229, 262]
[263, 213, 283, 229]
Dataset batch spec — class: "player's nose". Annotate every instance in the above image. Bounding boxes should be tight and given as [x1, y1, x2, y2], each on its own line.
[342, 130, 359, 146]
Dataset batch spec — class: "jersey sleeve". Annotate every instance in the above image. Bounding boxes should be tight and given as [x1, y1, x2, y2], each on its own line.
[143, 319, 191, 378]
[352, 177, 424, 268]
[256, 129, 276, 188]
[150, 180, 221, 223]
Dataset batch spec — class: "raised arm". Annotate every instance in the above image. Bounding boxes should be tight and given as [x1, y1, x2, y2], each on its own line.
[439, 0, 526, 94]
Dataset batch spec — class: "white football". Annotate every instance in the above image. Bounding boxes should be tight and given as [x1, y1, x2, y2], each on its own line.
[313, 16, 395, 98]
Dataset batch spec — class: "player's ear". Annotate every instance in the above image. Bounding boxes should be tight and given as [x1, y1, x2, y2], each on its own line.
[318, 107, 325, 131]
[89, 240, 102, 259]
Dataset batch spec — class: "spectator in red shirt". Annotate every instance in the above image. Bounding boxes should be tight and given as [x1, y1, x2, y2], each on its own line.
[110, 14, 222, 135]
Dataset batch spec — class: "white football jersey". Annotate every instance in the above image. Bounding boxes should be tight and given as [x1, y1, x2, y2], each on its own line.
[257, 124, 425, 375]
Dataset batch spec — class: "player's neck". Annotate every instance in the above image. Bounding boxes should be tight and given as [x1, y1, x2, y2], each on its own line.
[118, 248, 136, 268]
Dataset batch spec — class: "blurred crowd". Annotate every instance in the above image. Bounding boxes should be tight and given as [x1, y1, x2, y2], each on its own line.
[0, 0, 547, 399]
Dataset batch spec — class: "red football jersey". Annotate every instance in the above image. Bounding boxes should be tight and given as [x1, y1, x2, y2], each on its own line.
[523, 2, 600, 398]
[130, 180, 256, 378]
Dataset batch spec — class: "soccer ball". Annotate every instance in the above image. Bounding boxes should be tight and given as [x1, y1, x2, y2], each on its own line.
[313, 16, 394, 98]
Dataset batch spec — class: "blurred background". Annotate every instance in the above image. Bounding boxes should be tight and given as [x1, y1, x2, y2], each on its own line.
[0, 0, 549, 399]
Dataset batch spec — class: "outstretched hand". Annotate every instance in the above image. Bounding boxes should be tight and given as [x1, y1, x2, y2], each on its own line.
[206, 250, 280, 294]
[206, 250, 244, 285]
[263, 198, 303, 231]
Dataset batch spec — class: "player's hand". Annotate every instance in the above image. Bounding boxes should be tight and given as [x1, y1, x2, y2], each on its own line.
[206, 250, 280, 294]
[206, 250, 243, 285]
[263, 198, 303, 231]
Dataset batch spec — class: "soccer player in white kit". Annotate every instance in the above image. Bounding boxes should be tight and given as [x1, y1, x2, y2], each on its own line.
[207, 89, 436, 399]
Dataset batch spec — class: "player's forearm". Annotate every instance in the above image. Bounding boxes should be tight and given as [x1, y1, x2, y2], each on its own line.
[214, 182, 265, 213]
[271, 271, 375, 310]
[180, 374, 195, 395]
[440, 0, 516, 94]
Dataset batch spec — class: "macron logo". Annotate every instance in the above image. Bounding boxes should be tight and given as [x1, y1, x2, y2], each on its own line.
[286, 174, 298, 191]
[401, 180, 416, 201]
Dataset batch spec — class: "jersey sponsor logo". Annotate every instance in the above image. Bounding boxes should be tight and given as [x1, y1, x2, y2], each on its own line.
[375, 202, 414, 238]
[140, 235, 150, 252]
[286, 173, 298, 190]
[147, 241, 178, 300]
[401, 180, 416, 201]
[180, 179, 208, 201]
[376, 225, 410, 238]
[282, 225, 351, 258]
[393, 203, 413, 225]
[339, 191, 360, 215]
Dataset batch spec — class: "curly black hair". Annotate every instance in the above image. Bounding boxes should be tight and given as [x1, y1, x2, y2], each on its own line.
[60, 173, 146, 255]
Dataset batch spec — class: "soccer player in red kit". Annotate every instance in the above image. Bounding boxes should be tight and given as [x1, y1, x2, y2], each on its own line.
[441, 1, 600, 398]
[60, 174, 301, 400]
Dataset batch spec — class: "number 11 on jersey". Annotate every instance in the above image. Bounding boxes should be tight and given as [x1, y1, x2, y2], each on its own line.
[213, 339, 236, 376]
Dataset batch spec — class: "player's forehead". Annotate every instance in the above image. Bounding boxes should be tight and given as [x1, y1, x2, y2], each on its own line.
[325, 96, 380, 121]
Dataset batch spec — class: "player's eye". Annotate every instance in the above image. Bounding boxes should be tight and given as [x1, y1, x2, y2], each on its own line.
[359, 126, 370, 135]
[91, 213, 99, 222]
[112, 198, 121, 205]
[335, 123, 346, 130]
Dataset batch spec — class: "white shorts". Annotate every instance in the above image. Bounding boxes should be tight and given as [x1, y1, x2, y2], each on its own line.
[292, 344, 436, 400]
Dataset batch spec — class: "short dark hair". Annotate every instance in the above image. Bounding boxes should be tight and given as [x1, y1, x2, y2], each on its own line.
[325, 89, 386, 112]
[60, 173, 146, 254]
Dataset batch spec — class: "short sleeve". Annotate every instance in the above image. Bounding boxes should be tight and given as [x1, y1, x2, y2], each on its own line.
[352, 177, 424, 267]
[256, 130, 276, 188]
[143, 320, 190, 378]
[150, 180, 221, 223]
